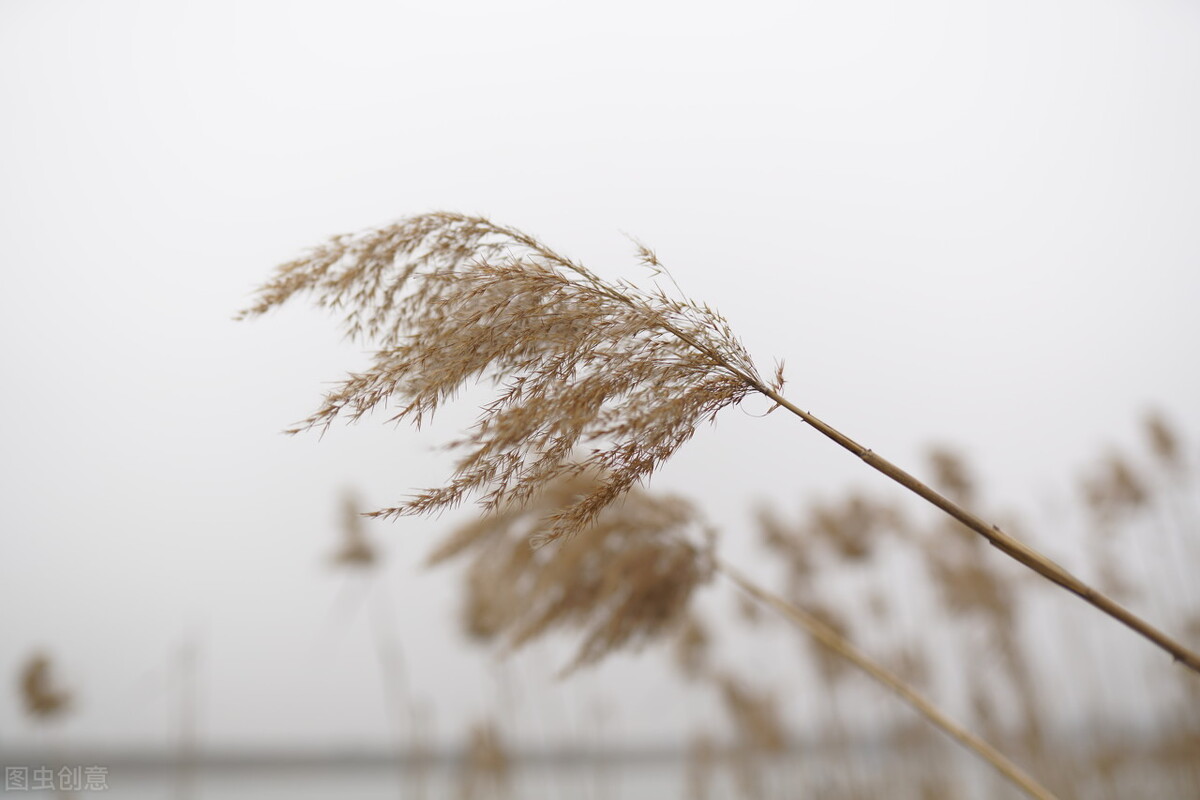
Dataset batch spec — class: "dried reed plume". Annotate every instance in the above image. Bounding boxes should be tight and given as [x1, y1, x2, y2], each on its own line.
[458, 719, 510, 800]
[673, 613, 712, 681]
[437, 472, 1057, 799]
[718, 675, 788, 800]
[240, 211, 1200, 671]
[428, 472, 715, 672]
[239, 213, 767, 544]
[18, 652, 70, 720]
[1144, 410, 1183, 472]
[330, 490, 377, 567]
[717, 674, 788, 755]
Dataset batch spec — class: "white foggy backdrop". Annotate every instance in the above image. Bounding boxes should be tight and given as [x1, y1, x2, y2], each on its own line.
[2, 0, 1198, 753]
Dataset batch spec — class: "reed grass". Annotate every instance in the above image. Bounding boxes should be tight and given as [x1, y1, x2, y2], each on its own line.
[757, 429, 1199, 797]
[239, 211, 1199, 673]
[19, 651, 71, 720]
[458, 719, 510, 800]
[427, 472, 1058, 799]
[241, 212, 1200, 797]
[426, 473, 715, 673]
[327, 490, 428, 800]
[718, 560, 1056, 800]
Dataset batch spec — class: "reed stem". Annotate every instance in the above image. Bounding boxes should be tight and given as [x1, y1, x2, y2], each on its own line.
[717, 559, 1059, 800]
[753, 385, 1200, 674]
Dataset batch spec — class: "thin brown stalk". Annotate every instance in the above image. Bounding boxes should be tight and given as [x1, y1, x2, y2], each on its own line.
[429, 467, 1055, 799]
[716, 559, 1059, 800]
[750, 387, 1200, 674]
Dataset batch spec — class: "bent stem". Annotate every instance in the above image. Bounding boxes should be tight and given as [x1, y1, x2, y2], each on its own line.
[750, 385, 1200, 675]
[240, 211, 1198, 673]
[717, 559, 1059, 800]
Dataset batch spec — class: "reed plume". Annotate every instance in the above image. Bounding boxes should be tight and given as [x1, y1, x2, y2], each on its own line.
[434, 471, 1058, 799]
[458, 719, 510, 800]
[718, 675, 788, 800]
[429, 472, 714, 672]
[684, 733, 719, 800]
[672, 613, 712, 681]
[18, 651, 71, 720]
[1144, 410, 1183, 472]
[330, 490, 377, 567]
[717, 674, 788, 754]
[239, 213, 766, 544]
[240, 211, 1199, 671]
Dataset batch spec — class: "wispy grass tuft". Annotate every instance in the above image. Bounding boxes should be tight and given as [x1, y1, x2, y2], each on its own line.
[239, 213, 768, 544]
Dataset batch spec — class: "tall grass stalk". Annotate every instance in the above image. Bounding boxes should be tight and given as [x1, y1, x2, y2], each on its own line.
[716, 558, 1057, 800]
[752, 390, 1200, 673]
[329, 492, 421, 800]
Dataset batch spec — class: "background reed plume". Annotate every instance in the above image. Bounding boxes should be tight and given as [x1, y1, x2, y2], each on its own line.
[427, 472, 714, 672]
[457, 719, 510, 800]
[430, 471, 1060, 799]
[18, 652, 71, 721]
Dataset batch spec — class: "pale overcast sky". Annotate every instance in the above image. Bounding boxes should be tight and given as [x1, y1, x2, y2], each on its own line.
[2, 0, 1199, 751]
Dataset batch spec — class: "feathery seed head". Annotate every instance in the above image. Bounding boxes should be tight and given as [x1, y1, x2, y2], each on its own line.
[1144, 410, 1182, 471]
[717, 674, 787, 754]
[673, 614, 713, 681]
[430, 472, 716, 672]
[330, 491, 377, 568]
[241, 213, 767, 543]
[19, 652, 71, 720]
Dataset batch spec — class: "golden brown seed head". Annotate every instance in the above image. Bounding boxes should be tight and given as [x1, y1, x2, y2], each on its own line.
[241, 213, 766, 544]
[431, 472, 716, 672]
[19, 652, 71, 720]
